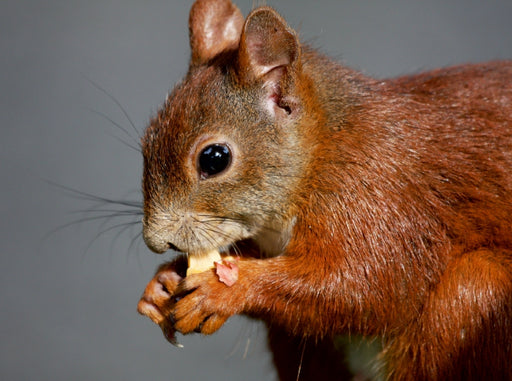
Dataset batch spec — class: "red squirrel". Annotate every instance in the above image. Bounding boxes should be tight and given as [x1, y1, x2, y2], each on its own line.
[137, 0, 512, 379]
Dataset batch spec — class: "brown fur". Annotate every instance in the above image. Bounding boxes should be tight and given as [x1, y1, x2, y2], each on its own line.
[137, 1, 512, 379]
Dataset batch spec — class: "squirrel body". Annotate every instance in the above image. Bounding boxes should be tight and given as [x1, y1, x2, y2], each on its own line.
[137, 1, 512, 379]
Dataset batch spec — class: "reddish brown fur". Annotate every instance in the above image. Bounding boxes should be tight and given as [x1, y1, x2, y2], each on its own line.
[137, 1, 512, 379]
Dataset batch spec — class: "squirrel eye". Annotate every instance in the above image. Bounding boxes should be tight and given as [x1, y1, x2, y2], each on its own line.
[198, 144, 232, 179]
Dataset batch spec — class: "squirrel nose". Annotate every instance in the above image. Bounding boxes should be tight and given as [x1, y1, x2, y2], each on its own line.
[142, 225, 171, 254]
[142, 214, 172, 253]
[142, 211, 190, 253]
[143, 239, 167, 254]
[142, 221, 186, 254]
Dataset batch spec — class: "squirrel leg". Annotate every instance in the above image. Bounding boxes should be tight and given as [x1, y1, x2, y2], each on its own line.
[385, 248, 512, 381]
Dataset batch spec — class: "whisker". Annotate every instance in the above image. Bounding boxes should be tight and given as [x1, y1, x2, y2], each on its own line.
[109, 218, 141, 256]
[70, 209, 142, 216]
[193, 218, 244, 253]
[83, 75, 142, 140]
[86, 107, 136, 141]
[195, 224, 224, 251]
[105, 131, 142, 153]
[81, 220, 141, 260]
[86, 107, 142, 152]
[128, 230, 144, 255]
[47, 179, 145, 260]
[230, 241, 242, 257]
[44, 213, 137, 241]
[47, 180, 143, 209]
[197, 214, 283, 237]
[296, 340, 307, 381]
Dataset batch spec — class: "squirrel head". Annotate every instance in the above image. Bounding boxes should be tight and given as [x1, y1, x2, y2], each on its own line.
[142, 0, 313, 255]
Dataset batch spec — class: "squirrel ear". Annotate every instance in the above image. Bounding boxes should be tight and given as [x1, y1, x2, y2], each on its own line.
[189, 0, 244, 65]
[237, 7, 300, 84]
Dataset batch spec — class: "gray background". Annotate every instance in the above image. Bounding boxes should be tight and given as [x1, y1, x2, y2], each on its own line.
[2, 1, 511, 380]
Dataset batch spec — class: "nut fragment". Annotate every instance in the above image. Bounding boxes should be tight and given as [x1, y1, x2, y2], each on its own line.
[186, 249, 222, 276]
[215, 259, 239, 286]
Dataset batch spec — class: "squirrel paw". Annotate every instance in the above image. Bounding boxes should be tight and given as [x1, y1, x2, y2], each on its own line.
[137, 259, 186, 346]
[138, 257, 242, 342]
[172, 270, 240, 335]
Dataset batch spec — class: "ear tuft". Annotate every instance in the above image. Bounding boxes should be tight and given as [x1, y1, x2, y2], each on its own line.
[238, 7, 300, 83]
[189, 0, 244, 65]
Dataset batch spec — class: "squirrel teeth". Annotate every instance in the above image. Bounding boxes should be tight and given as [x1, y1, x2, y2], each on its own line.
[186, 249, 222, 276]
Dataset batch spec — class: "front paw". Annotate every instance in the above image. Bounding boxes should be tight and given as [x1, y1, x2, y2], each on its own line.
[172, 270, 242, 335]
[138, 256, 244, 343]
[137, 257, 187, 346]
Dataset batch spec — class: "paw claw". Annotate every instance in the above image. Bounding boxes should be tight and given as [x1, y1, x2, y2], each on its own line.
[161, 321, 183, 348]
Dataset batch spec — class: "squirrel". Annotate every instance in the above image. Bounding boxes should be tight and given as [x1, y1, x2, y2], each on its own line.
[137, 0, 512, 379]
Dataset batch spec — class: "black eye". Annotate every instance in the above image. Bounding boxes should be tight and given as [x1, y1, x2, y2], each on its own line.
[198, 144, 232, 179]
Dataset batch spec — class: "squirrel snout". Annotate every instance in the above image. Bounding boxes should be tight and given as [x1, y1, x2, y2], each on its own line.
[143, 236, 169, 254]
[142, 224, 173, 254]
[142, 217, 188, 254]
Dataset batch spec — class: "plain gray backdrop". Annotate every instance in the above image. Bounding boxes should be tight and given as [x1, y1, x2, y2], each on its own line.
[2, 1, 511, 380]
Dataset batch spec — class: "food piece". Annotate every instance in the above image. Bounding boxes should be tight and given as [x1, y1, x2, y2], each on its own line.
[186, 249, 222, 276]
[215, 259, 239, 286]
